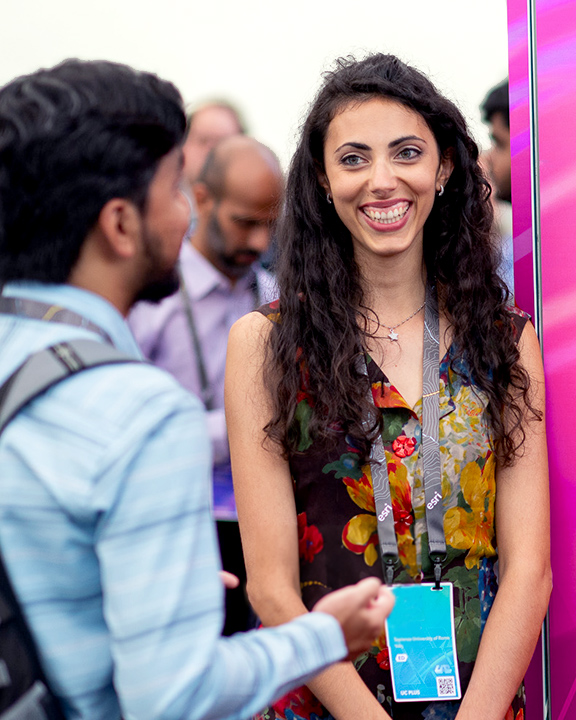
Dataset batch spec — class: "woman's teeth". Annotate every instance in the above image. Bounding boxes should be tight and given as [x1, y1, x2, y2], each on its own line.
[363, 204, 409, 224]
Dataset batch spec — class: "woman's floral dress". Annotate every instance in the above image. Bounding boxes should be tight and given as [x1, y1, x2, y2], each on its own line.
[254, 303, 528, 720]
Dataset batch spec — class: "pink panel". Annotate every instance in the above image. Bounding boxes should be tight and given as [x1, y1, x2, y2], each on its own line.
[537, 1, 576, 718]
[507, 4, 542, 718]
[509, 0, 576, 718]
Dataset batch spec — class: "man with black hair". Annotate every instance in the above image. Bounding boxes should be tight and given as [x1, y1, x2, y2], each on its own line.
[0, 59, 393, 720]
[481, 79, 511, 203]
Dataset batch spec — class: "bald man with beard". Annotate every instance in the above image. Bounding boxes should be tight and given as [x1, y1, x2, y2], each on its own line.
[129, 136, 284, 633]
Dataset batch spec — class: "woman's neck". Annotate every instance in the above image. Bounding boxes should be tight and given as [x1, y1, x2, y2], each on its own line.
[356, 247, 427, 325]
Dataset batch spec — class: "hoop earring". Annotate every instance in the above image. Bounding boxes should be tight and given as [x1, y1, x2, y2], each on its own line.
[437, 185, 445, 197]
[326, 193, 333, 204]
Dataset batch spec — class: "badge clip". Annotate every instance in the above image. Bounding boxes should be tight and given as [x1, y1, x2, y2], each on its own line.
[431, 553, 446, 590]
[382, 555, 397, 587]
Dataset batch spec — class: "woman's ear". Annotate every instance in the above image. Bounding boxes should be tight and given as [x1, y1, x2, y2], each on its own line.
[318, 172, 330, 194]
[314, 158, 330, 195]
[437, 149, 454, 190]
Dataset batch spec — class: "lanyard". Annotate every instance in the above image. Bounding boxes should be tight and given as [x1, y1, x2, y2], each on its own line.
[362, 283, 446, 588]
[177, 260, 260, 411]
[0, 296, 113, 344]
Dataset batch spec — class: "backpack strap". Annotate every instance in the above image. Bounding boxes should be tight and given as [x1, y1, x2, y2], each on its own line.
[0, 338, 139, 436]
[0, 296, 113, 344]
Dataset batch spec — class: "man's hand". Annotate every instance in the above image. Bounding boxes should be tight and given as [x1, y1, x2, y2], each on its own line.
[312, 578, 395, 660]
[219, 571, 240, 589]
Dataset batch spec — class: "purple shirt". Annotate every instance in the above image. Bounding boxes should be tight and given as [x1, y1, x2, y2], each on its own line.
[129, 241, 276, 520]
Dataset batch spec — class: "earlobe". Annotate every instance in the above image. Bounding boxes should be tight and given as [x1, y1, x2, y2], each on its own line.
[98, 198, 141, 259]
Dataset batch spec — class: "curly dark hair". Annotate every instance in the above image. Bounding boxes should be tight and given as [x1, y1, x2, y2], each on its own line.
[264, 53, 539, 466]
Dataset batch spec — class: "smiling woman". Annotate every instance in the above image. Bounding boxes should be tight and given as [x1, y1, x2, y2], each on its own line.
[225, 53, 551, 720]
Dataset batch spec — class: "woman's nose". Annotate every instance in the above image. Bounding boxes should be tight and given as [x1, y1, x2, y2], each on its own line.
[368, 159, 398, 194]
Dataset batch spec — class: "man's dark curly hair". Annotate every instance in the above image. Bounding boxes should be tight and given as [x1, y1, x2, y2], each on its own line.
[0, 59, 186, 283]
[264, 53, 539, 466]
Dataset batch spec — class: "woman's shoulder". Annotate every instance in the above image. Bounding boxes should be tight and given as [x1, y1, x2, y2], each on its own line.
[228, 306, 274, 354]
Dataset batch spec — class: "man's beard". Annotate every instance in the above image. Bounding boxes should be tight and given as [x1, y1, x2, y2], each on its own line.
[135, 269, 180, 303]
[206, 212, 259, 279]
[134, 229, 181, 304]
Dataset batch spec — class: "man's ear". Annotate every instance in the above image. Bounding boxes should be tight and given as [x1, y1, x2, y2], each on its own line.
[97, 198, 141, 259]
[192, 182, 215, 214]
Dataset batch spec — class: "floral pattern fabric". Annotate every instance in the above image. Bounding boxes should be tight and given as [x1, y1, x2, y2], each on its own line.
[254, 304, 529, 720]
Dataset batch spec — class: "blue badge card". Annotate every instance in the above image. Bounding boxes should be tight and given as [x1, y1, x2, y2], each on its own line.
[385, 583, 461, 702]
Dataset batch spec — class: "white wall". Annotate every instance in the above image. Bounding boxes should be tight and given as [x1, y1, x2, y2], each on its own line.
[2, 0, 508, 168]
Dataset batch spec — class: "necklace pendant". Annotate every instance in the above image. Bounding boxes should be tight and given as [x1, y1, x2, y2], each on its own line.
[387, 329, 399, 341]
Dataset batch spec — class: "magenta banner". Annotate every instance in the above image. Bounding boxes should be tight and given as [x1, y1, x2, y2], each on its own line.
[508, 1, 576, 718]
[537, 1, 576, 718]
[507, 5, 543, 718]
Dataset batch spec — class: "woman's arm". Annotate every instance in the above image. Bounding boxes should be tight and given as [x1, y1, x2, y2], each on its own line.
[456, 321, 552, 720]
[225, 312, 391, 720]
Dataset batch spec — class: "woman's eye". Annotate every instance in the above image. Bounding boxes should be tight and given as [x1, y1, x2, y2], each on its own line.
[341, 154, 364, 166]
[397, 147, 421, 160]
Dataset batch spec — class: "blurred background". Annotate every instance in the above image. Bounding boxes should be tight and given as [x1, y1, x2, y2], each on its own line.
[2, 0, 508, 168]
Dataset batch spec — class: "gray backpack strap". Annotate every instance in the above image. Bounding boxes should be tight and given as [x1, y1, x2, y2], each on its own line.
[0, 339, 139, 436]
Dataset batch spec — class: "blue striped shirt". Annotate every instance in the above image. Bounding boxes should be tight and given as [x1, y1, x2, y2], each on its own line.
[0, 282, 346, 720]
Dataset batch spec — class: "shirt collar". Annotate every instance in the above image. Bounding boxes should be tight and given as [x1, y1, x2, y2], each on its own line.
[1, 281, 142, 357]
[181, 241, 258, 301]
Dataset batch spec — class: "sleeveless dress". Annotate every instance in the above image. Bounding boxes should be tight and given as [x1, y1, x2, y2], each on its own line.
[254, 301, 528, 720]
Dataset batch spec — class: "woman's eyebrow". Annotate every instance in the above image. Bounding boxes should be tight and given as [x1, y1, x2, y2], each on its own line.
[334, 141, 371, 153]
[389, 135, 426, 148]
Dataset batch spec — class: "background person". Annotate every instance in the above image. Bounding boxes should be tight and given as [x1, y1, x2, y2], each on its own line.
[181, 101, 245, 238]
[480, 79, 511, 203]
[182, 100, 245, 190]
[226, 54, 550, 720]
[129, 134, 283, 634]
[480, 79, 514, 294]
[0, 58, 394, 720]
